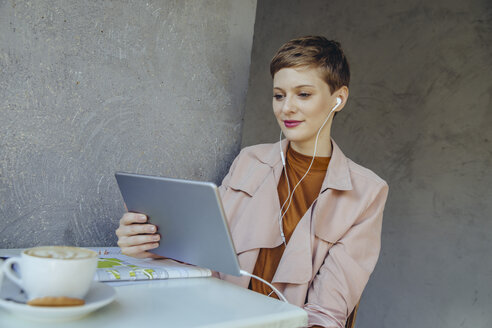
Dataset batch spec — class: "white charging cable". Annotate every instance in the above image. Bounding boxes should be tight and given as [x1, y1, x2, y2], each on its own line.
[240, 269, 288, 303]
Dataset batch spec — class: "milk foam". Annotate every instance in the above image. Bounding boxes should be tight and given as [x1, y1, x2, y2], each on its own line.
[25, 246, 96, 259]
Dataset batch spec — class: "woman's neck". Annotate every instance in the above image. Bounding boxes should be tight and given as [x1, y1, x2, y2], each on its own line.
[289, 137, 332, 157]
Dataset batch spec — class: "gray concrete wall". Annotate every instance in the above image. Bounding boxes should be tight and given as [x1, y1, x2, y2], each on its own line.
[0, 0, 257, 248]
[244, 0, 492, 327]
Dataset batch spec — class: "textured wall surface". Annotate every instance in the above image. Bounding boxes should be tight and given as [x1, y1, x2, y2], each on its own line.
[0, 0, 257, 248]
[244, 0, 491, 327]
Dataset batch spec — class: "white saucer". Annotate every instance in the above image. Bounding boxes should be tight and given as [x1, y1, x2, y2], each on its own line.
[0, 281, 116, 322]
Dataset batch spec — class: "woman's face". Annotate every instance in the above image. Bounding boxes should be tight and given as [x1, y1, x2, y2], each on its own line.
[272, 67, 341, 156]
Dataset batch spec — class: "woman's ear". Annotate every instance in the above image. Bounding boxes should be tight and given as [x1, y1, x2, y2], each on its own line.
[334, 86, 349, 112]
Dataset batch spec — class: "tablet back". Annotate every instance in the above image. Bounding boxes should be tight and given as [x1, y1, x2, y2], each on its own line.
[115, 172, 241, 276]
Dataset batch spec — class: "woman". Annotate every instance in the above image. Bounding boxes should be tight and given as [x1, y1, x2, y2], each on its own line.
[116, 36, 389, 328]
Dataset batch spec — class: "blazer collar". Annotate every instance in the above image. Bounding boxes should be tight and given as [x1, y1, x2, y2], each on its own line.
[258, 138, 353, 192]
[229, 138, 352, 259]
[322, 139, 353, 191]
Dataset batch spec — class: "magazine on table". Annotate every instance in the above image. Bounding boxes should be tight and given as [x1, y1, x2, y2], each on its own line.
[89, 247, 212, 282]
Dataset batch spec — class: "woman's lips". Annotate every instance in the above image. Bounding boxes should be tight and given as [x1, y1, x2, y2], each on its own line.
[284, 120, 302, 128]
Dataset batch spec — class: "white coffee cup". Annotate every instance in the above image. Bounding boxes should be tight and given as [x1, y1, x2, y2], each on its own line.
[3, 246, 98, 301]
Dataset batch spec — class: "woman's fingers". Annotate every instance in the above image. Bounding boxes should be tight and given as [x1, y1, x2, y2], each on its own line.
[116, 212, 164, 259]
[117, 233, 160, 248]
[115, 223, 157, 238]
[119, 212, 147, 226]
[120, 243, 160, 258]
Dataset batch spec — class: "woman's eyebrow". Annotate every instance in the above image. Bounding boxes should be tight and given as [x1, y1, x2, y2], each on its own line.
[273, 84, 315, 90]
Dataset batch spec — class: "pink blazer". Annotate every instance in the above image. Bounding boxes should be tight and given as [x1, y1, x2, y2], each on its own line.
[218, 139, 388, 328]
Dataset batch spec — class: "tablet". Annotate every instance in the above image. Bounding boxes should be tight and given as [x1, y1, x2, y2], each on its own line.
[115, 172, 241, 276]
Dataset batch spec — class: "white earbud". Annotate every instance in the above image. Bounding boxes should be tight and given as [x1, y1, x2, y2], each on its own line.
[335, 96, 342, 108]
[322, 97, 342, 125]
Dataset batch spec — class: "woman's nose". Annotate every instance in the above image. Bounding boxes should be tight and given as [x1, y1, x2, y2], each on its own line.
[281, 96, 296, 114]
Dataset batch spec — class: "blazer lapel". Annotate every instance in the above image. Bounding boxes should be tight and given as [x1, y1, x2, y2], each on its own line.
[314, 139, 354, 242]
[272, 207, 314, 284]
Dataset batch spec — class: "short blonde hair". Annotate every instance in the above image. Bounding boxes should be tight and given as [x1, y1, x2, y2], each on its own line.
[270, 36, 350, 94]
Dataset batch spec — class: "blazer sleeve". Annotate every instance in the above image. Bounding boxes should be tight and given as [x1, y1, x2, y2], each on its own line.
[304, 181, 389, 328]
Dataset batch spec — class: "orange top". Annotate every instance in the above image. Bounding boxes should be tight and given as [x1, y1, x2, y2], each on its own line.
[250, 145, 330, 297]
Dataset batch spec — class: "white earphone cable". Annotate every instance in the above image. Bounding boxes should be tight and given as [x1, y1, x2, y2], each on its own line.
[278, 130, 291, 246]
[277, 99, 341, 244]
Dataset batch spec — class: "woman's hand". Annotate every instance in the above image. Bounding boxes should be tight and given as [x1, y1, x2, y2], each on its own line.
[116, 212, 163, 258]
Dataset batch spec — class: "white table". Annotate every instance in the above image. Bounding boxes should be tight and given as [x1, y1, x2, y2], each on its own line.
[0, 277, 307, 327]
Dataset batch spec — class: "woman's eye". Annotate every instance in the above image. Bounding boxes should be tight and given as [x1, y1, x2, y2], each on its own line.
[299, 92, 311, 98]
[273, 94, 284, 100]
